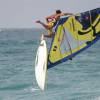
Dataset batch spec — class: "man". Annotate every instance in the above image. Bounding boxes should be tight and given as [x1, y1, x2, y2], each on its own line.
[36, 10, 73, 38]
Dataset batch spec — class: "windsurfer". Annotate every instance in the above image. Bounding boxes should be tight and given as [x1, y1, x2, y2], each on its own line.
[36, 10, 73, 38]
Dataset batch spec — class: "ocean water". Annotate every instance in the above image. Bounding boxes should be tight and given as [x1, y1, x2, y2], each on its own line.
[0, 28, 100, 100]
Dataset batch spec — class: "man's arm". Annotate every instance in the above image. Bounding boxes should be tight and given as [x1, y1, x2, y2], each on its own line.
[54, 13, 73, 19]
[60, 12, 73, 16]
[45, 14, 56, 22]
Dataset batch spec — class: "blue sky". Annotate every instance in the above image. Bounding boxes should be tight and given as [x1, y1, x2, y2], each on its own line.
[0, 0, 99, 28]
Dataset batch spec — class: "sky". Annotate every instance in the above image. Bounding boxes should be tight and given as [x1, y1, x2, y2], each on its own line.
[0, 0, 99, 28]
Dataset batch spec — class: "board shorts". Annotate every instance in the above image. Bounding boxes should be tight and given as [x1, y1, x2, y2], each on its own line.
[47, 20, 56, 34]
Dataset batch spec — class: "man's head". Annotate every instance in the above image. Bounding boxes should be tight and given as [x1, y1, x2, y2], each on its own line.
[56, 10, 62, 14]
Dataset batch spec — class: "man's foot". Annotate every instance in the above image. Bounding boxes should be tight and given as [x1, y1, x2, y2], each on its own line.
[44, 35, 52, 38]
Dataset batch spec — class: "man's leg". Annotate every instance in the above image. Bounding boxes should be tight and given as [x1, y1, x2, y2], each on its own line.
[36, 20, 50, 29]
[44, 31, 53, 38]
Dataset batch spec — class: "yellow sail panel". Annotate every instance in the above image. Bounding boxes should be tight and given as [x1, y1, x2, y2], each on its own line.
[49, 25, 64, 62]
[48, 7, 100, 67]
[49, 24, 87, 63]
[63, 16, 95, 41]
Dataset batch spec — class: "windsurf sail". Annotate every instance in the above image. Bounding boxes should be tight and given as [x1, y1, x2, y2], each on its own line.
[47, 7, 100, 69]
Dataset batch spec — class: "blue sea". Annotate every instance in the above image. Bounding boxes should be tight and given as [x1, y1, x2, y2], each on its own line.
[0, 28, 100, 100]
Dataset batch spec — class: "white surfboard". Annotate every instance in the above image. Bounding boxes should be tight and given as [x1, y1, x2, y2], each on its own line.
[35, 37, 48, 90]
